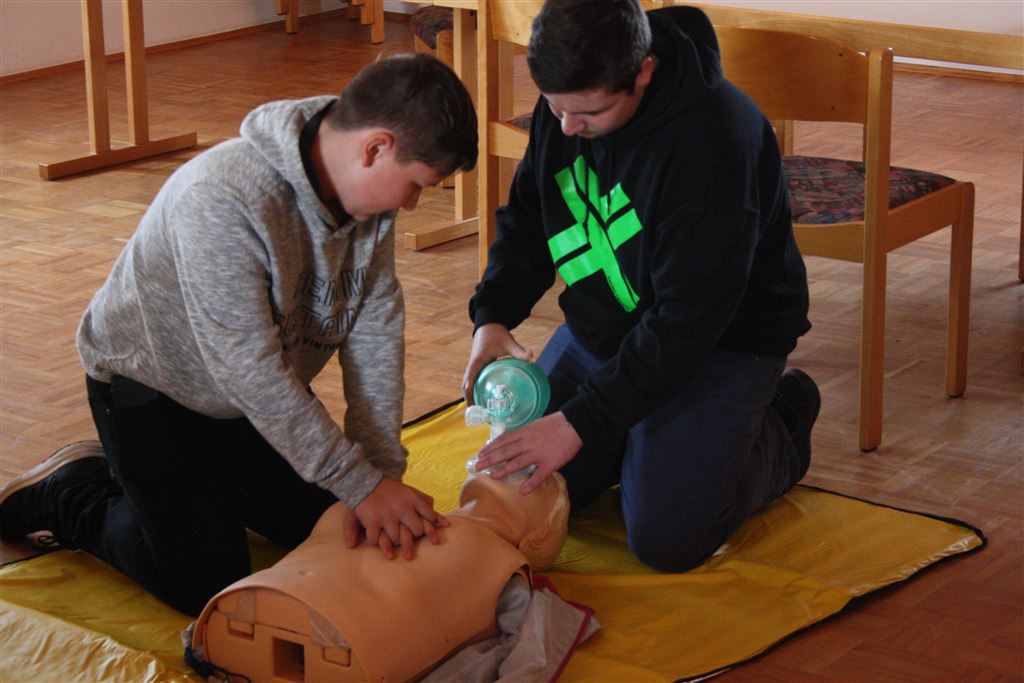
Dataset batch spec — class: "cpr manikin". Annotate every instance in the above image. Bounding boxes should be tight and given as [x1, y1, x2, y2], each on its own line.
[189, 470, 570, 683]
[189, 360, 575, 681]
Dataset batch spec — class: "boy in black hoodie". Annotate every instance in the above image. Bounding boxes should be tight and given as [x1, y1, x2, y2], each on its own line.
[464, 1, 820, 572]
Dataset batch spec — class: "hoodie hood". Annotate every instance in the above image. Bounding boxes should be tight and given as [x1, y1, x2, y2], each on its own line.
[603, 6, 724, 144]
[240, 95, 341, 231]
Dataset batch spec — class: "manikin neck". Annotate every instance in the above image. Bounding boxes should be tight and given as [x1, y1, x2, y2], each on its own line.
[448, 473, 569, 569]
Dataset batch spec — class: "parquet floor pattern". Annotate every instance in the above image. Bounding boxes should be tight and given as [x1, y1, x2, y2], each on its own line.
[0, 14, 1021, 682]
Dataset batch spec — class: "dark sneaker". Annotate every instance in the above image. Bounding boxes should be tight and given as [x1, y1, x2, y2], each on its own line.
[772, 369, 821, 481]
[0, 441, 108, 542]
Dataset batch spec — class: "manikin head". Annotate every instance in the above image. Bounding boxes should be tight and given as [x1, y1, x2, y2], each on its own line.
[451, 472, 570, 570]
[527, 0, 656, 139]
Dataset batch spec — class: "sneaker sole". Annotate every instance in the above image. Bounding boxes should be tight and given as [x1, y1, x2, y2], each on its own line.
[0, 440, 106, 507]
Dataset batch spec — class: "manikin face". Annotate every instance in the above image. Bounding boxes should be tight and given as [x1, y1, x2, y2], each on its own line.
[457, 472, 570, 570]
[542, 56, 656, 139]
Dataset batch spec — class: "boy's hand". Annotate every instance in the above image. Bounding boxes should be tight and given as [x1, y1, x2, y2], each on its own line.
[462, 323, 533, 404]
[471, 411, 582, 494]
[344, 479, 449, 560]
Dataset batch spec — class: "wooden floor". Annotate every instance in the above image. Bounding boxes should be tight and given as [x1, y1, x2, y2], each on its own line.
[1, 13, 1021, 682]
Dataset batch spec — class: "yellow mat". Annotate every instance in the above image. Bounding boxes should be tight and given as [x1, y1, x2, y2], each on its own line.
[0, 401, 984, 682]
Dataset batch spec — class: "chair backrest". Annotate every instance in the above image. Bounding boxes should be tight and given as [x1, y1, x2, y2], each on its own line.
[484, 0, 666, 46]
[487, 0, 542, 47]
[692, 2, 1022, 71]
[717, 28, 873, 125]
[716, 27, 894, 237]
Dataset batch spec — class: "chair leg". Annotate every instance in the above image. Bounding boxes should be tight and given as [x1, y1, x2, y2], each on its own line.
[413, 31, 455, 188]
[412, 35, 430, 55]
[436, 30, 455, 73]
[370, 0, 384, 44]
[285, 0, 299, 34]
[478, 148, 499, 276]
[859, 248, 888, 452]
[946, 182, 975, 397]
[435, 31, 456, 189]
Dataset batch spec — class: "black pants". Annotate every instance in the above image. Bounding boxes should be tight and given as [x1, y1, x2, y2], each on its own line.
[537, 325, 801, 573]
[66, 375, 336, 616]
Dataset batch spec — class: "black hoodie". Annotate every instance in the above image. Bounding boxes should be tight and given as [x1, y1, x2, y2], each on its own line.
[469, 7, 811, 447]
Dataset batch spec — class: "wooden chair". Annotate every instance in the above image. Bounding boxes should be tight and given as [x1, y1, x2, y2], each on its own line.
[716, 27, 975, 451]
[476, 0, 664, 273]
[690, 2, 1022, 282]
[412, 6, 457, 189]
[277, 0, 383, 42]
[345, 0, 384, 43]
[411, 6, 455, 68]
[475, 0, 539, 272]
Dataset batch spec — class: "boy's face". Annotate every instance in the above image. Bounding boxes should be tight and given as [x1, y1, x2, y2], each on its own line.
[341, 152, 443, 222]
[542, 55, 656, 139]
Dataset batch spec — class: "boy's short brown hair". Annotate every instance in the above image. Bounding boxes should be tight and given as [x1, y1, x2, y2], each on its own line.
[529, 0, 652, 95]
[327, 53, 477, 178]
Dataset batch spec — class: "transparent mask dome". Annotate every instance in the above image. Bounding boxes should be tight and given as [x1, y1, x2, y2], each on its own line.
[472, 358, 550, 431]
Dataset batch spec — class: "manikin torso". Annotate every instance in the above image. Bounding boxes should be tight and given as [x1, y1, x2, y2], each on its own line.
[191, 473, 570, 683]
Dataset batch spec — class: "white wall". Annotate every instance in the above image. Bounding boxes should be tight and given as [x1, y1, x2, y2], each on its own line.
[0, 0, 337, 77]
[3, 0, 1021, 78]
[322, 1, 1024, 38]
[700, 0, 1022, 36]
[698, 0, 1023, 73]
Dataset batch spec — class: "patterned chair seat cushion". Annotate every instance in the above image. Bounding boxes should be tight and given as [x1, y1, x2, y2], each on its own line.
[783, 155, 957, 224]
[409, 6, 454, 50]
[509, 112, 532, 132]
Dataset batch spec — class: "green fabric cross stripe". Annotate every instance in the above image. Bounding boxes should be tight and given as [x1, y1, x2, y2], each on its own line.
[549, 155, 642, 312]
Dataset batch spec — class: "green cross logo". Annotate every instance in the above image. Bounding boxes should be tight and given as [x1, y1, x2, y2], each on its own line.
[548, 155, 643, 312]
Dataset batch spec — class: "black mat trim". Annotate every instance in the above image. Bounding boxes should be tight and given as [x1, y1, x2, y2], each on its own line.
[401, 397, 465, 429]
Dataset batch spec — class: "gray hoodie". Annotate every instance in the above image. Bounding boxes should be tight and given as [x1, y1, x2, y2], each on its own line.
[77, 96, 405, 509]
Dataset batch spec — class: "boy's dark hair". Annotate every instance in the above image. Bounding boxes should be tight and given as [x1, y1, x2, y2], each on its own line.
[327, 53, 477, 177]
[528, 0, 652, 95]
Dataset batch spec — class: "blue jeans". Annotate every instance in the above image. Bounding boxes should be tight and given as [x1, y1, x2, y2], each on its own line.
[66, 375, 337, 616]
[537, 325, 801, 572]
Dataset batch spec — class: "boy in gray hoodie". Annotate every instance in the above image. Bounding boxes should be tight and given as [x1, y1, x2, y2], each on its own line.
[0, 53, 477, 616]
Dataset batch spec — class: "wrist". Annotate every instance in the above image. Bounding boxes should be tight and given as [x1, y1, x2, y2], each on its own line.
[558, 403, 594, 447]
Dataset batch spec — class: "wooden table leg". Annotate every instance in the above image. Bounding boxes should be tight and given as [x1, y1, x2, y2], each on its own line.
[123, 0, 149, 144]
[81, 0, 110, 156]
[39, 0, 197, 180]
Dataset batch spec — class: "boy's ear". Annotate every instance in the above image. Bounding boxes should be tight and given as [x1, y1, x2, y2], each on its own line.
[634, 55, 656, 91]
[361, 130, 397, 168]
